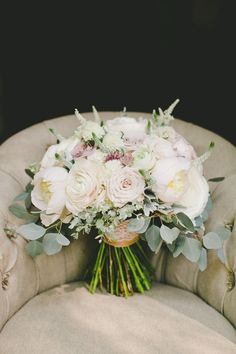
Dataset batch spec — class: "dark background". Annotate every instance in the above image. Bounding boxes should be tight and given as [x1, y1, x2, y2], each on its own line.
[0, 0, 235, 144]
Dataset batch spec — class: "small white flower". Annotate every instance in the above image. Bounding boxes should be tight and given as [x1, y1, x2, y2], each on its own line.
[31, 166, 68, 226]
[103, 132, 124, 150]
[132, 147, 156, 170]
[87, 149, 106, 163]
[106, 167, 145, 207]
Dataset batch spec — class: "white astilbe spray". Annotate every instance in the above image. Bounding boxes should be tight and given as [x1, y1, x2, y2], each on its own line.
[153, 99, 180, 126]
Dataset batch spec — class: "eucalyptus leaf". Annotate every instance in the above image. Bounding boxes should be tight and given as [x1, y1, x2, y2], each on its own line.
[43, 233, 62, 255]
[25, 240, 43, 257]
[145, 225, 162, 253]
[166, 242, 176, 252]
[194, 216, 203, 229]
[182, 237, 201, 262]
[201, 209, 209, 222]
[198, 248, 207, 271]
[14, 192, 29, 202]
[56, 233, 70, 246]
[217, 248, 225, 264]
[160, 225, 180, 244]
[175, 212, 195, 232]
[203, 232, 222, 249]
[205, 197, 213, 212]
[17, 223, 46, 240]
[173, 235, 185, 258]
[137, 218, 151, 234]
[208, 177, 225, 183]
[128, 218, 145, 232]
[215, 225, 231, 241]
[9, 204, 38, 223]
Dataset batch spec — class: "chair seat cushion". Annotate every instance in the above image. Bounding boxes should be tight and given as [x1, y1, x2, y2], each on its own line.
[0, 282, 235, 354]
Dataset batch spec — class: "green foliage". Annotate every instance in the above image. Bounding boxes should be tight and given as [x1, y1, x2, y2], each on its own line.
[203, 232, 222, 249]
[145, 225, 162, 253]
[173, 235, 185, 258]
[128, 218, 150, 233]
[182, 237, 202, 262]
[198, 248, 207, 271]
[25, 240, 43, 257]
[56, 233, 70, 246]
[42, 233, 63, 255]
[174, 212, 195, 232]
[17, 223, 46, 240]
[215, 225, 231, 240]
[160, 225, 179, 244]
[217, 248, 225, 263]
[208, 177, 225, 183]
[9, 204, 38, 223]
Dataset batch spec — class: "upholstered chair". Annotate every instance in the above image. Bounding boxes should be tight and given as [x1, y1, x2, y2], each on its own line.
[0, 113, 235, 353]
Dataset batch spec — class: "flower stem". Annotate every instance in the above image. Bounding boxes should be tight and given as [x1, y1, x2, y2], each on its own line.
[114, 247, 130, 298]
[122, 247, 144, 294]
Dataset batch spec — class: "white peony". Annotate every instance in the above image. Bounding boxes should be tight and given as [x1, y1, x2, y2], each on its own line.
[132, 147, 156, 170]
[151, 157, 209, 219]
[76, 120, 105, 141]
[103, 132, 124, 150]
[65, 158, 104, 214]
[106, 167, 145, 207]
[41, 135, 80, 168]
[31, 166, 68, 226]
[105, 116, 147, 150]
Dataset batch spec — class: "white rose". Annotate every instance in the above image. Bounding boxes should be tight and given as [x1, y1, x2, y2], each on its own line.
[132, 147, 156, 170]
[65, 158, 103, 214]
[76, 120, 105, 141]
[172, 134, 197, 160]
[105, 116, 147, 150]
[41, 135, 80, 168]
[31, 166, 68, 226]
[106, 167, 145, 207]
[144, 135, 176, 160]
[151, 157, 209, 219]
[103, 132, 124, 150]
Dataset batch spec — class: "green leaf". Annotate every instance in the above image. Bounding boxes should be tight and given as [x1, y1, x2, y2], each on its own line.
[145, 225, 162, 253]
[194, 216, 203, 228]
[42, 233, 62, 255]
[25, 182, 34, 193]
[173, 235, 185, 258]
[128, 218, 145, 232]
[208, 177, 225, 183]
[205, 197, 213, 212]
[25, 240, 43, 257]
[56, 233, 70, 246]
[166, 242, 176, 252]
[201, 209, 209, 222]
[215, 225, 231, 241]
[25, 168, 35, 178]
[9, 204, 38, 223]
[138, 219, 151, 234]
[217, 248, 225, 264]
[175, 212, 195, 232]
[198, 248, 207, 271]
[203, 232, 222, 249]
[182, 237, 202, 262]
[160, 225, 180, 244]
[17, 223, 46, 240]
[14, 192, 29, 201]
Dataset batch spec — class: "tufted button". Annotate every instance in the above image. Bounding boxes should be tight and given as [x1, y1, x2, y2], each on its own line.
[1, 272, 9, 290]
[4, 227, 18, 240]
[226, 271, 235, 291]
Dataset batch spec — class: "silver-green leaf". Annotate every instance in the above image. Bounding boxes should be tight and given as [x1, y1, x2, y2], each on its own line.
[160, 225, 180, 244]
[9, 204, 38, 223]
[203, 232, 222, 249]
[217, 248, 225, 264]
[17, 223, 46, 240]
[56, 233, 70, 246]
[25, 240, 43, 257]
[176, 212, 195, 232]
[43, 233, 62, 255]
[198, 248, 207, 271]
[215, 225, 231, 241]
[173, 235, 185, 258]
[128, 218, 145, 232]
[145, 225, 162, 253]
[182, 237, 202, 262]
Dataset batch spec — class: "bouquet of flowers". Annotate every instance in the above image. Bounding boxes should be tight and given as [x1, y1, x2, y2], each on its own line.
[8, 100, 231, 297]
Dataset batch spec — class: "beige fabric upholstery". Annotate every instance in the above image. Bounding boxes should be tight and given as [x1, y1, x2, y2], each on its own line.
[0, 283, 235, 354]
[0, 112, 236, 352]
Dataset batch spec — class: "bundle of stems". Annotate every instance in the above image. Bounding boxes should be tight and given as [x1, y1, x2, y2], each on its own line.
[88, 241, 154, 297]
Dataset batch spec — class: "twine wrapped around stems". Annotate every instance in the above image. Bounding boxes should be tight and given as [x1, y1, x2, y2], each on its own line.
[104, 221, 139, 247]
